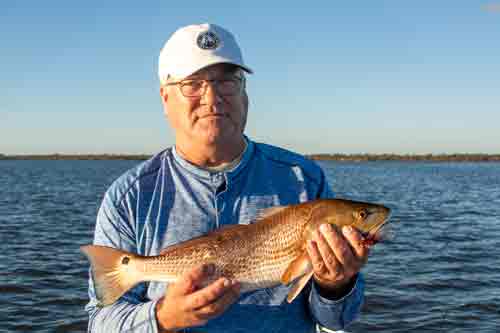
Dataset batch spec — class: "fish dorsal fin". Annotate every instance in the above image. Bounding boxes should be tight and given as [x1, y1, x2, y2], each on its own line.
[212, 223, 246, 234]
[256, 205, 288, 220]
[287, 270, 314, 303]
[159, 224, 248, 255]
[281, 251, 312, 285]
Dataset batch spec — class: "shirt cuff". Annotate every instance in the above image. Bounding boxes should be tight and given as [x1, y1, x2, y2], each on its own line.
[149, 298, 162, 333]
[308, 273, 365, 329]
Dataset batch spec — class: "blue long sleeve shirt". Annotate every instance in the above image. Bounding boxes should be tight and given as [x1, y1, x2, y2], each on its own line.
[85, 138, 364, 332]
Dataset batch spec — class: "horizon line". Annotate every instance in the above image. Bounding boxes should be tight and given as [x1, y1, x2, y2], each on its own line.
[1, 152, 500, 162]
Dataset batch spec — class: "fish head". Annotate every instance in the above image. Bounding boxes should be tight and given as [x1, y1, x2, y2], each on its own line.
[309, 199, 391, 242]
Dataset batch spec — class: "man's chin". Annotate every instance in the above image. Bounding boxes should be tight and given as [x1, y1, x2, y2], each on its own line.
[199, 115, 230, 126]
[199, 129, 240, 146]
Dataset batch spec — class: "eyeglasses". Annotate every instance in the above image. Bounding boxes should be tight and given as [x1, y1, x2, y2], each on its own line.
[164, 76, 244, 97]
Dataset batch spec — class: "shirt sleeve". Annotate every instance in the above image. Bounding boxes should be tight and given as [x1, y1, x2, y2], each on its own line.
[308, 274, 365, 330]
[306, 167, 365, 330]
[84, 191, 161, 333]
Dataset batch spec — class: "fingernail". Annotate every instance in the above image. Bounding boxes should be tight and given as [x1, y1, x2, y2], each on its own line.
[343, 226, 353, 236]
[223, 279, 231, 287]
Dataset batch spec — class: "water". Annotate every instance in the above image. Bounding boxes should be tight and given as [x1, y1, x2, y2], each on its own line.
[1, 160, 499, 332]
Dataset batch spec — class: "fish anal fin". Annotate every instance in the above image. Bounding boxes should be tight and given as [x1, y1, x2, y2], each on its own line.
[286, 270, 314, 303]
[281, 251, 311, 285]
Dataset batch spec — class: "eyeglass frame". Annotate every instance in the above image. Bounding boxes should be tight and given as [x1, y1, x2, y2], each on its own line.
[162, 75, 245, 98]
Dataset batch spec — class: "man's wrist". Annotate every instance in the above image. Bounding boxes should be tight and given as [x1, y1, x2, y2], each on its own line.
[314, 275, 357, 300]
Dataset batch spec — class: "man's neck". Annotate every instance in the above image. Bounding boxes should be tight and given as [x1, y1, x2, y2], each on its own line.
[175, 136, 246, 168]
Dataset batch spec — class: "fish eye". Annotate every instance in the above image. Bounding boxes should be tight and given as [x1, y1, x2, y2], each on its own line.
[358, 209, 368, 220]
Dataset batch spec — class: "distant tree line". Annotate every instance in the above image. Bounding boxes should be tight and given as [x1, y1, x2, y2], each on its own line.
[306, 153, 500, 162]
[0, 154, 151, 160]
[1, 153, 500, 161]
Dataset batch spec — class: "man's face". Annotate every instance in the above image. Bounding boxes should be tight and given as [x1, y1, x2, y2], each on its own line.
[160, 64, 248, 147]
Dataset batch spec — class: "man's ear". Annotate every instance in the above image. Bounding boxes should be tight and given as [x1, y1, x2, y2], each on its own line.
[160, 87, 169, 116]
[160, 86, 168, 104]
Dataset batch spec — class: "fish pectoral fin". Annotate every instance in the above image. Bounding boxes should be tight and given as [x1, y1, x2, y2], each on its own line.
[281, 251, 311, 285]
[281, 251, 313, 303]
[286, 270, 314, 303]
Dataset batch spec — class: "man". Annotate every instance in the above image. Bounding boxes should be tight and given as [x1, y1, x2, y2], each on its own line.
[85, 23, 368, 333]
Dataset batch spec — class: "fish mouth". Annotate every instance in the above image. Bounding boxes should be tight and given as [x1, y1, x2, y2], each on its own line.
[363, 210, 392, 240]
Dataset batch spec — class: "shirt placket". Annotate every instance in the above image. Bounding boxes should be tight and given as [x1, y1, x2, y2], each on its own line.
[211, 172, 226, 229]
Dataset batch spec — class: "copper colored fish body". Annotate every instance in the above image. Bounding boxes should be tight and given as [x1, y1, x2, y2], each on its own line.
[81, 198, 391, 306]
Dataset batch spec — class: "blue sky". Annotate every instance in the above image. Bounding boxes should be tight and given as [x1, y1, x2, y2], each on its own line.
[1, 1, 499, 154]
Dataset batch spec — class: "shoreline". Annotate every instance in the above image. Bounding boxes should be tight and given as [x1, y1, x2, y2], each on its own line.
[307, 153, 500, 162]
[1, 153, 500, 162]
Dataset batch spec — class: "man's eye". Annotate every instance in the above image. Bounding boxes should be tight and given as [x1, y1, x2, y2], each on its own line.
[184, 81, 203, 89]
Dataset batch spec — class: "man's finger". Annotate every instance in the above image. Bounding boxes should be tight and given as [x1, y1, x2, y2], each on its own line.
[320, 224, 355, 272]
[184, 277, 235, 310]
[342, 226, 370, 263]
[307, 240, 328, 276]
[318, 224, 349, 266]
[195, 282, 240, 319]
[171, 263, 215, 296]
[315, 224, 342, 276]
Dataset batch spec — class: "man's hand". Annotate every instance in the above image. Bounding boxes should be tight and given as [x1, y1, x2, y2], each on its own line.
[155, 263, 240, 332]
[306, 224, 369, 298]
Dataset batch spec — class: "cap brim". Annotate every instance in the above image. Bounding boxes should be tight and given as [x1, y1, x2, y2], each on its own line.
[179, 59, 253, 79]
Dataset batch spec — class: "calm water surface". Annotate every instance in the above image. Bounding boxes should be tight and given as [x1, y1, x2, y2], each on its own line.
[1, 160, 499, 332]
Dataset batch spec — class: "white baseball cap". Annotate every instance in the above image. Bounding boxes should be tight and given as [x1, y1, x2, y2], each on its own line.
[158, 23, 253, 83]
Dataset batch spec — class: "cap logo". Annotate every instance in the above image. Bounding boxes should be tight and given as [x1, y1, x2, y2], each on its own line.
[197, 31, 220, 50]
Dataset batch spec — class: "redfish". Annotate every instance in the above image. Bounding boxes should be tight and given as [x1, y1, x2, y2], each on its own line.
[81, 198, 391, 306]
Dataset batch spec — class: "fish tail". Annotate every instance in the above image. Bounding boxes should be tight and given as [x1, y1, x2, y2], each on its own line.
[80, 245, 143, 306]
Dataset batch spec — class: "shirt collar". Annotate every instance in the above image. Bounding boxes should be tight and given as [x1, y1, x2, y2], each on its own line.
[171, 136, 254, 180]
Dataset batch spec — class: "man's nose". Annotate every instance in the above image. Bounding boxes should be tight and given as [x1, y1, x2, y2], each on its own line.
[201, 81, 222, 105]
